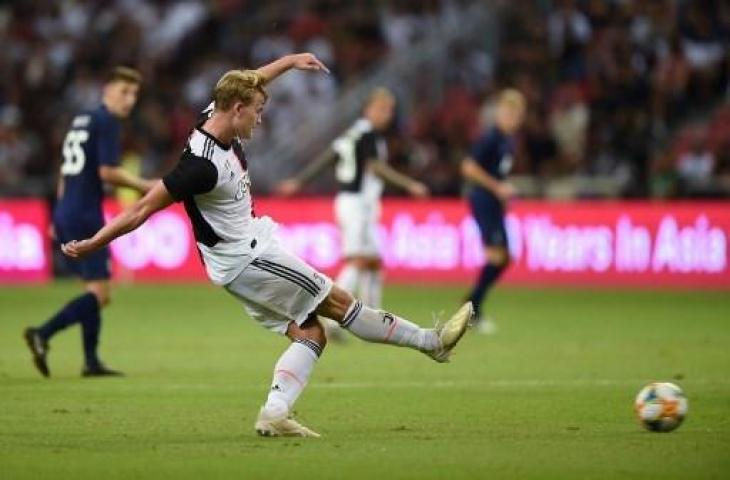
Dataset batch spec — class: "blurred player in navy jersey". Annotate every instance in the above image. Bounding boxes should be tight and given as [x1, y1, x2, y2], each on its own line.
[461, 89, 526, 334]
[24, 67, 155, 377]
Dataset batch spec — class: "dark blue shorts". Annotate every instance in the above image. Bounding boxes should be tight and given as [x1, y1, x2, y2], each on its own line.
[469, 195, 508, 248]
[54, 216, 111, 281]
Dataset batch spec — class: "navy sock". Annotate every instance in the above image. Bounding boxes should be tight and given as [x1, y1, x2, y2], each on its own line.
[79, 294, 102, 368]
[468, 263, 506, 317]
[38, 292, 101, 367]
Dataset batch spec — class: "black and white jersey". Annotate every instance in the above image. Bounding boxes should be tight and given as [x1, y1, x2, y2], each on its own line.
[163, 121, 275, 285]
[332, 118, 387, 202]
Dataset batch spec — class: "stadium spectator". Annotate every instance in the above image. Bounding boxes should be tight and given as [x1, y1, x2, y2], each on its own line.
[0, 0, 728, 199]
[676, 129, 716, 195]
[0, 105, 36, 189]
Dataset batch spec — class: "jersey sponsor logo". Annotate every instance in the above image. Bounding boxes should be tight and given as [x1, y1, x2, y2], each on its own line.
[235, 171, 251, 201]
[235, 179, 246, 201]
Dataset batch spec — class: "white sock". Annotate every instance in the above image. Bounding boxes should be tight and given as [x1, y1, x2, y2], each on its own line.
[336, 263, 360, 294]
[359, 269, 383, 308]
[341, 301, 439, 351]
[263, 339, 322, 416]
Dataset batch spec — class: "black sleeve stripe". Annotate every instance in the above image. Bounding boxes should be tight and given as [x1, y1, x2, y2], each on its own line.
[162, 152, 218, 201]
[202, 138, 212, 160]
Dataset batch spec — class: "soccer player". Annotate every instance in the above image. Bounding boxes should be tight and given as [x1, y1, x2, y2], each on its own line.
[24, 67, 155, 377]
[61, 53, 473, 437]
[461, 89, 526, 334]
[276, 88, 429, 311]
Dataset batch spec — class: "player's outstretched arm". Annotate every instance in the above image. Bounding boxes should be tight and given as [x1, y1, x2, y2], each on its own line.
[99, 165, 156, 194]
[256, 53, 330, 85]
[370, 160, 429, 198]
[460, 156, 515, 202]
[62, 181, 174, 259]
[275, 149, 338, 196]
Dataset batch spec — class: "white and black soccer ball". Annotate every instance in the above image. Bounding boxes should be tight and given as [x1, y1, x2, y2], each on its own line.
[634, 382, 688, 432]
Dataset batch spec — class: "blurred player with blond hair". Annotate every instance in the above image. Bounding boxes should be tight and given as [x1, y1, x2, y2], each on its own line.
[461, 89, 526, 334]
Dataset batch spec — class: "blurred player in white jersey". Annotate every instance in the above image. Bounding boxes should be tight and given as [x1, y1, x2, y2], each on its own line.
[277, 89, 428, 316]
[61, 54, 472, 438]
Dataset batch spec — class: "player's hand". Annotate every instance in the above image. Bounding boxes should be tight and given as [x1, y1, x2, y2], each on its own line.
[61, 239, 94, 259]
[289, 53, 330, 74]
[495, 182, 516, 203]
[274, 179, 302, 197]
[408, 182, 430, 199]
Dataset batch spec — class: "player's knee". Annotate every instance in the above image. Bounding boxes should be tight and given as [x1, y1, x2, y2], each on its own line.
[288, 315, 327, 349]
[86, 284, 111, 307]
[348, 257, 370, 270]
[307, 320, 328, 349]
[367, 258, 382, 270]
[315, 285, 355, 322]
[499, 253, 512, 269]
[95, 291, 111, 307]
[487, 247, 510, 268]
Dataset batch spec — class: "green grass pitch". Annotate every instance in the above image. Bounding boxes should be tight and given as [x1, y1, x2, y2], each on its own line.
[1, 282, 728, 479]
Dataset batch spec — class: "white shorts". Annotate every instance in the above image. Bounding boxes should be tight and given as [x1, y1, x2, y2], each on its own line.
[224, 240, 333, 335]
[334, 194, 380, 257]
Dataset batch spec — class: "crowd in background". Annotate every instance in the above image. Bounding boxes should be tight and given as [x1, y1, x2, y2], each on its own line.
[403, 0, 730, 197]
[0, 0, 728, 199]
[0, 0, 402, 196]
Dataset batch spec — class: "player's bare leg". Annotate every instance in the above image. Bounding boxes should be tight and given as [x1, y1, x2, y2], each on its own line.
[329, 256, 383, 342]
[328, 256, 369, 342]
[256, 315, 325, 438]
[336, 256, 383, 307]
[334, 257, 361, 294]
[358, 257, 383, 308]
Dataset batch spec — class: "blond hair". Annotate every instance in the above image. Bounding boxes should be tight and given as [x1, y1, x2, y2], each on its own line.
[213, 70, 268, 111]
[497, 88, 526, 112]
[366, 87, 395, 106]
[105, 66, 142, 85]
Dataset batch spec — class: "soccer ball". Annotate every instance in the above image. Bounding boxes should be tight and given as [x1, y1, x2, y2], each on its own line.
[634, 382, 688, 432]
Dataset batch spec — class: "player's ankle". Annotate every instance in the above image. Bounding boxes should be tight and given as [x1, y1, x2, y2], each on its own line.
[262, 398, 288, 418]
